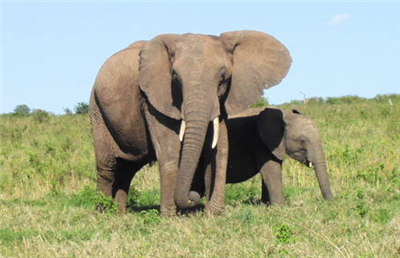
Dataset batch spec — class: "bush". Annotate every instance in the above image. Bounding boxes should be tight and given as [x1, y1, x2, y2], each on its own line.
[373, 94, 399, 104]
[63, 108, 73, 115]
[68, 186, 118, 214]
[251, 97, 269, 108]
[95, 192, 119, 214]
[274, 224, 295, 245]
[307, 97, 325, 104]
[325, 95, 366, 105]
[31, 109, 50, 123]
[74, 102, 89, 114]
[13, 104, 30, 116]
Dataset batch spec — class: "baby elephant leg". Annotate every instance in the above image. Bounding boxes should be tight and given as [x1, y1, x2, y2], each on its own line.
[260, 160, 286, 205]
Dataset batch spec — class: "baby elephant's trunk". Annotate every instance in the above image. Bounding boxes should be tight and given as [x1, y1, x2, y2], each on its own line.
[313, 155, 333, 200]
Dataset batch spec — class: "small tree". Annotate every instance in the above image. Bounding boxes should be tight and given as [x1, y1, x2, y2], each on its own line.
[74, 102, 89, 114]
[31, 109, 50, 123]
[63, 107, 73, 115]
[251, 97, 269, 108]
[13, 104, 31, 116]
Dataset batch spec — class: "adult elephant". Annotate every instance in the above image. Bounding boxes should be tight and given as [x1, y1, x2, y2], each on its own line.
[89, 31, 292, 216]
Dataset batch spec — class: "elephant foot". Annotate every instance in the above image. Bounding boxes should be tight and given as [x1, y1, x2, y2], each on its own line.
[205, 204, 225, 217]
[261, 199, 287, 206]
[160, 206, 177, 217]
[118, 205, 127, 214]
[115, 190, 128, 214]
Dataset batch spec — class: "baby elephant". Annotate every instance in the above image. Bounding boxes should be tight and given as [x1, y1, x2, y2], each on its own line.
[225, 107, 333, 204]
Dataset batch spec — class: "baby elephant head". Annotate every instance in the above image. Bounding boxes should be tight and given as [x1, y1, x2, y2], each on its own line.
[257, 108, 333, 200]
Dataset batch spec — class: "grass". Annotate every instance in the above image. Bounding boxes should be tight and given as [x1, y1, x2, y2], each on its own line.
[1, 94, 399, 257]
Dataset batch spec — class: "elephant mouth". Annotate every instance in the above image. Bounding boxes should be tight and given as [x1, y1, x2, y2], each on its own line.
[288, 150, 311, 167]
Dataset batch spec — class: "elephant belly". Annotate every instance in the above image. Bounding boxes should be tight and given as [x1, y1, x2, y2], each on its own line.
[226, 154, 258, 184]
[227, 115, 260, 183]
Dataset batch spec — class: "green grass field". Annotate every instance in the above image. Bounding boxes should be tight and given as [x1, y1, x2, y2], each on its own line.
[1, 95, 399, 257]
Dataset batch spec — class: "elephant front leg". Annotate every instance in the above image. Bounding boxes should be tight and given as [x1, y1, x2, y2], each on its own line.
[205, 120, 228, 216]
[154, 144, 180, 217]
[260, 160, 286, 205]
[144, 106, 181, 216]
[159, 160, 179, 216]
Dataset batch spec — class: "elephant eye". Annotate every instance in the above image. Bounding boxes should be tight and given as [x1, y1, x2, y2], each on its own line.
[220, 68, 227, 80]
[218, 78, 230, 99]
[171, 70, 182, 91]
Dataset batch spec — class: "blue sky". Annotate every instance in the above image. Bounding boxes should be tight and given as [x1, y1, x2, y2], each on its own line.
[1, 1, 399, 114]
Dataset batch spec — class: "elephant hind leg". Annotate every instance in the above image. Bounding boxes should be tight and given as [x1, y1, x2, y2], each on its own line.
[91, 93, 118, 198]
[96, 158, 143, 214]
[95, 142, 117, 199]
[113, 159, 144, 213]
[95, 154, 117, 212]
[91, 93, 149, 213]
[92, 122, 135, 213]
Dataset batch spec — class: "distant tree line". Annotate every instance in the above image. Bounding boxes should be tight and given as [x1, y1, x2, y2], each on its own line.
[12, 102, 90, 117]
[64, 102, 90, 115]
[252, 94, 398, 107]
[297, 94, 397, 105]
[11, 105, 53, 123]
[9, 94, 397, 119]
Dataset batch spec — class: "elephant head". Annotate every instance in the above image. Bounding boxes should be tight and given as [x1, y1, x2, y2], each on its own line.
[139, 31, 292, 208]
[257, 108, 333, 200]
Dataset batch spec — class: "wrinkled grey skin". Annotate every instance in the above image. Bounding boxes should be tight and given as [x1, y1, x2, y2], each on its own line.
[192, 107, 333, 204]
[90, 31, 291, 216]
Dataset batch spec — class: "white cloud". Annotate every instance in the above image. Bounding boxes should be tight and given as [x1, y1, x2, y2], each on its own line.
[328, 14, 351, 26]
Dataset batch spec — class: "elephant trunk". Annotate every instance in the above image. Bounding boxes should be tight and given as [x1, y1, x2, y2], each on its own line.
[174, 98, 214, 208]
[312, 152, 333, 200]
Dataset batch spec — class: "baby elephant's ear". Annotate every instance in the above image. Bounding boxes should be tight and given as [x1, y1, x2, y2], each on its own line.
[257, 108, 286, 160]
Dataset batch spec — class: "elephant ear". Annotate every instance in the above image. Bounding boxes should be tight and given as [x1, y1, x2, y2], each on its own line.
[257, 108, 286, 160]
[220, 30, 292, 115]
[139, 34, 181, 120]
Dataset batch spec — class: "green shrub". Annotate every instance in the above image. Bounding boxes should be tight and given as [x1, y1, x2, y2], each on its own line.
[71, 186, 119, 214]
[139, 209, 161, 225]
[274, 224, 295, 245]
[373, 94, 399, 103]
[126, 187, 141, 211]
[63, 108, 73, 115]
[13, 104, 30, 116]
[325, 95, 367, 104]
[307, 97, 325, 103]
[31, 109, 50, 123]
[95, 192, 119, 214]
[251, 96, 269, 108]
[74, 102, 90, 114]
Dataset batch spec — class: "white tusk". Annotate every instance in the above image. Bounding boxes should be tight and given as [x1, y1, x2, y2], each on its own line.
[307, 161, 313, 168]
[179, 120, 186, 142]
[212, 117, 219, 148]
